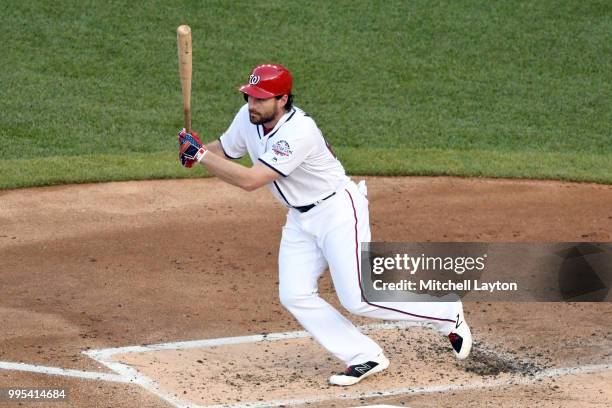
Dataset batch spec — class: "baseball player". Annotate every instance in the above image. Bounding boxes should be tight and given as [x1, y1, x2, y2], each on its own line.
[178, 63, 472, 385]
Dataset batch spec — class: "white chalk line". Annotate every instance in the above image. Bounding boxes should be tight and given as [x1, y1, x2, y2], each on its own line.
[0, 361, 130, 383]
[0, 322, 413, 396]
[82, 321, 418, 408]
[1, 323, 609, 407]
[90, 356, 194, 408]
[81, 322, 612, 408]
[194, 363, 612, 408]
[85, 321, 418, 360]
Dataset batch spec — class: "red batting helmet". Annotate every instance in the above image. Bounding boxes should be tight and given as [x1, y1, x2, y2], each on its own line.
[239, 64, 292, 99]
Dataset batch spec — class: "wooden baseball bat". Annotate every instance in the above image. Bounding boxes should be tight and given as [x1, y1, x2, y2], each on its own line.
[176, 25, 192, 133]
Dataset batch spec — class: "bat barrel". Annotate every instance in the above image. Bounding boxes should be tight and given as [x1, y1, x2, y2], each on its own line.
[177, 25, 192, 133]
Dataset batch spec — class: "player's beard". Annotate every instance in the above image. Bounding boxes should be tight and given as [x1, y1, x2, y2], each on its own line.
[249, 106, 279, 125]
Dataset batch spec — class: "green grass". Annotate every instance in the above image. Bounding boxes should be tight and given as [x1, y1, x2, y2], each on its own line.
[1, 0, 611, 188]
[2, 148, 609, 190]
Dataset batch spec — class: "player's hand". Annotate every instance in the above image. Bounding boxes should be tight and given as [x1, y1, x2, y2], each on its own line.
[178, 128, 203, 147]
[178, 129, 208, 168]
[179, 141, 208, 168]
[177, 129, 207, 168]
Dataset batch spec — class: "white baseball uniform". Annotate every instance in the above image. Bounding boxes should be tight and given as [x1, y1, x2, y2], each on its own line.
[220, 104, 464, 366]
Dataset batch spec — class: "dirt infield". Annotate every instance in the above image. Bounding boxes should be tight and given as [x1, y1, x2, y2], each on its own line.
[0, 176, 611, 407]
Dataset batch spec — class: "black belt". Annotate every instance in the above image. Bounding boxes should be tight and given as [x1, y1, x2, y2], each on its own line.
[293, 192, 336, 213]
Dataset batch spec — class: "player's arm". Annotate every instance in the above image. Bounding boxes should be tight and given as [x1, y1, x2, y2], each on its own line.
[199, 152, 280, 191]
[178, 129, 279, 191]
[204, 139, 238, 160]
[203, 140, 225, 157]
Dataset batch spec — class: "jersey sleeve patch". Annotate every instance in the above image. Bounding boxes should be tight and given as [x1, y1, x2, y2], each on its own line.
[271, 140, 293, 157]
[258, 119, 317, 176]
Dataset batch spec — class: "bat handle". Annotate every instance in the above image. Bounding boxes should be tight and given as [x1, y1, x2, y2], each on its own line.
[184, 109, 191, 134]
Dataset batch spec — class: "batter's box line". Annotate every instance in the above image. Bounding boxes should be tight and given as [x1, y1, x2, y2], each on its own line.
[0, 360, 131, 384]
[82, 322, 612, 408]
[82, 321, 419, 408]
[84, 321, 419, 361]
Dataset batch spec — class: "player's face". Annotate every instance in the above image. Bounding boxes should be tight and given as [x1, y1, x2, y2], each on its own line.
[247, 96, 283, 126]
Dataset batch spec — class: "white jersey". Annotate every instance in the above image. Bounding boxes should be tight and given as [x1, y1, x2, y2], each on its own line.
[219, 104, 350, 208]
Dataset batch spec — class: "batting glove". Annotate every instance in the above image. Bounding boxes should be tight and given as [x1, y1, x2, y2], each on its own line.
[178, 129, 207, 168]
[178, 128, 203, 147]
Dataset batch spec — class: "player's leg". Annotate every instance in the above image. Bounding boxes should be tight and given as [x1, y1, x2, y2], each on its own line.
[320, 182, 467, 340]
[278, 213, 383, 366]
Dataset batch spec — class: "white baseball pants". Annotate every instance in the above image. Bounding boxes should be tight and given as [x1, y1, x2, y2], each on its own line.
[278, 180, 463, 366]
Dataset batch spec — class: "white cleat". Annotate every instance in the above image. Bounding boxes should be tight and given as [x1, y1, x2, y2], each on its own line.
[448, 310, 472, 359]
[329, 354, 390, 386]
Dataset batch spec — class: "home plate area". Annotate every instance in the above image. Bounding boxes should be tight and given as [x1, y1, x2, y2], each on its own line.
[95, 322, 554, 408]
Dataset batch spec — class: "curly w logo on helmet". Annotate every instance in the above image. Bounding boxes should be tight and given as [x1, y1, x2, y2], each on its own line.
[249, 74, 260, 85]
